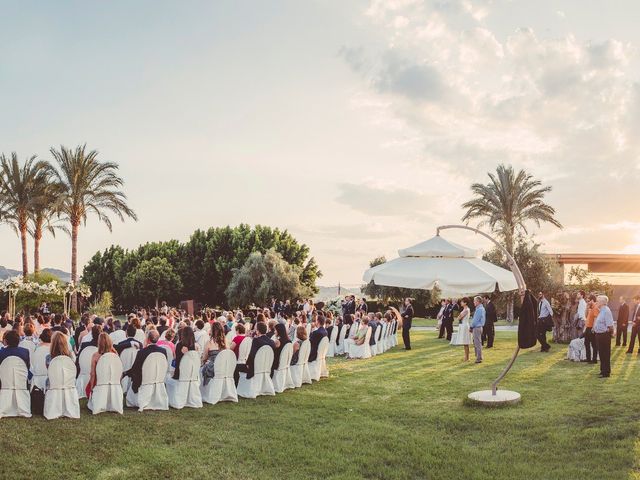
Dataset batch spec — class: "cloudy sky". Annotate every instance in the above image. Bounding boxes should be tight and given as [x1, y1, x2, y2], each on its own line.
[1, 0, 640, 286]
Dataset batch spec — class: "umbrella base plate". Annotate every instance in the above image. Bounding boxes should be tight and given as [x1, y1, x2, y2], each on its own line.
[467, 389, 521, 406]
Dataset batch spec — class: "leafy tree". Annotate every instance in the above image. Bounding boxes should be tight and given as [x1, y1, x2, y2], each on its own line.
[0, 153, 54, 277]
[462, 164, 562, 320]
[123, 257, 182, 309]
[51, 144, 137, 309]
[567, 266, 613, 297]
[225, 249, 310, 308]
[362, 256, 439, 312]
[81, 245, 126, 304]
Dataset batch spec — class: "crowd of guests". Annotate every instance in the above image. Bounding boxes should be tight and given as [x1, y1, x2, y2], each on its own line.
[0, 296, 412, 402]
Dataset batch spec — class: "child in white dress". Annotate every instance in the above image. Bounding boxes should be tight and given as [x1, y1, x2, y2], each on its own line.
[450, 298, 472, 361]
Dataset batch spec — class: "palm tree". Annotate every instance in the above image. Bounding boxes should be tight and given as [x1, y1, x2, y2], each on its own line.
[461, 164, 562, 319]
[30, 173, 64, 275]
[0, 153, 52, 277]
[50, 144, 137, 310]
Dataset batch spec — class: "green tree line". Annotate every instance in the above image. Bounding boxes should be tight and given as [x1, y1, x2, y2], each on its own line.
[81, 224, 321, 309]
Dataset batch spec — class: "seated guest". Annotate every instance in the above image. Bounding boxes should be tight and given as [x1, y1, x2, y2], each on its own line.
[73, 315, 89, 351]
[236, 322, 275, 382]
[230, 324, 246, 358]
[115, 324, 144, 354]
[78, 324, 102, 355]
[86, 332, 117, 398]
[201, 323, 227, 385]
[0, 330, 30, 369]
[45, 331, 74, 370]
[266, 320, 277, 339]
[272, 323, 292, 371]
[51, 314, 68, 334]
[173, 326, 197, 380]
[194, 319, 208, 347]
[344, 318, 369, 357]
[22, 322, 39, 347]
[38, 328, 52, 350]
[326, 315, 334, 340]
[157, 317, 169, 336]
[290, 325, 308, 365]
[157, 329, 176, 355]
[308, 315, 328, 363]
[123, 330, 167, 394]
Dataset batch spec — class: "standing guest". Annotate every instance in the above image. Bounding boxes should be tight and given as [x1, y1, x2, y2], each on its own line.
[482, 295, 497, 348]
[470, 296, 486, 364]
[537, 292, 553, 353]
[86, 333, 117, 398]
[357, 298, 368, 314]
[451, 298, 472, 361]
[616, 296, 629, 347]
[201, 322, 227, 385]
[584, 294, 600, 363]
[401, 298, 414, 350]
[626, 296, 640, 354]
[308, 315, 328, 363]
[0, 330, 30, 369]
[436, 299, 446, 333]
[440, 300, 454, 340]
[593, 295, 614, 378]
[575, 290, 587, 336]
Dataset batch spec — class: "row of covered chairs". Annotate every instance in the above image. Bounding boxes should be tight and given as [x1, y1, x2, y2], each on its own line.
[0, 333, 333, 419]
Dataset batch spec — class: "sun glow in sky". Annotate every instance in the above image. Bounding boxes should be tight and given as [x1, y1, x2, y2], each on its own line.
[2, 1, 640, 286]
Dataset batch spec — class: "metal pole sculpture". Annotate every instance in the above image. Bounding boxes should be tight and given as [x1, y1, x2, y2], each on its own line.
[437, 225, 527, 400]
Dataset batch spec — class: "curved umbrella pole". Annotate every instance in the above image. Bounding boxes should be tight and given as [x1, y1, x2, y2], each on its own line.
[436, 225, 527, 396]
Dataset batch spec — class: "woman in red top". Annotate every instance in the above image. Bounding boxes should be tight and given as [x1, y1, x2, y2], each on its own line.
[230, 323, 246, 358]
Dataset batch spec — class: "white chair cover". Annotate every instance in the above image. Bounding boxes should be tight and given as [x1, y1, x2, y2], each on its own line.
[271, 342, 293, 393]
[0, 356, 31, 418]
[166, 351, 202, 409]
[76, 346, 98, 399]
[348, 327, 372, 359]
[375, 325, 384, 355]
[308, 337, 329, 381]
[18, 340, 37, 364]
[195, 331, 208, 354]
[225, 330, 235, 348]
[335, 324, 349, 356]
[109, 329, 126, 346]
[87, 352, 123, 414]
[237, 337, 252, 365]
[44, 355, 80, 419]
[391, 320, 398, 347]
[134, 329, 145, 343]
[326, 326, 338, 358]
[160, 345, 174, 375]
[200, 349, 238, 405]
[305, 323, 312, 337]
[119, 346, 139, 393]
[289, 340, 311, 388]
[30, 345, 50, 391]
[237, 346, 275, 399]
[126, 352, 169, 412]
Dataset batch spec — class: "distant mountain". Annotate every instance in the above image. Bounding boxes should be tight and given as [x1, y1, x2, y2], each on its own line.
[0, 266, 71, 283]
[314, 285, 362, 302]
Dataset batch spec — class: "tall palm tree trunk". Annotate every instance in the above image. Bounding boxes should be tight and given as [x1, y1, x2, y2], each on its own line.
[33, 222, 42, 275]
[71, 222, 79, 311]
[20, 223, 29, 278]
[505, 232, 515, 323]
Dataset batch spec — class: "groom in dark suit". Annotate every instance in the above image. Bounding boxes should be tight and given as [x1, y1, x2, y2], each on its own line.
[482, 295, 497, 348]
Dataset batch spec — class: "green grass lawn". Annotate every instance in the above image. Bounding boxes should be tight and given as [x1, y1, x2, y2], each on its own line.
[2, 331, 640, 480]
[413, 317, 518, 327]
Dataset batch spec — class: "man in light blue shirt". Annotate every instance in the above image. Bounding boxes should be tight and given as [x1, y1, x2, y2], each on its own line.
[537, 292, 553, 352]
[470, 297, 485, 363]
[593, 295, 614, 378]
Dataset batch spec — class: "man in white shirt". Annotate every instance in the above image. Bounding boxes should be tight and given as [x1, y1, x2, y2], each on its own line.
[576, 290, 587, 333]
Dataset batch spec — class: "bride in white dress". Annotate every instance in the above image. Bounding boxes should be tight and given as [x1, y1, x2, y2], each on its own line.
[450, 298, 472, 361]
